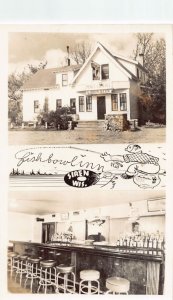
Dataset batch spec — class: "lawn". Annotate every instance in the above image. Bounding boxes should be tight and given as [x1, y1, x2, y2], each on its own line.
[8, 127, 165, 145]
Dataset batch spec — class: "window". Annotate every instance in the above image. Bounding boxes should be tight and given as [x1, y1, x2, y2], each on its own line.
[62, 74, 68, 86]
[138, 69, 142, 80]
[34, 100, 39, 113]
[79, 96, 85, 112]
[44, 97, 49, 113]
[91, 61, 100, 80]
[56, 99, 62, 110]
[101, 64, 109, 79]
[120, 93, 127, 111]
[142, 72, 146, 83]
[91, 62, 109, 80]
[86, 96, 92, 112]
[111, 94, 118, 111]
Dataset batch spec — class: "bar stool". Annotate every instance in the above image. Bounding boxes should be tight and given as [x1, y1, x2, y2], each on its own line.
[79, 269, 100, 294]
[24, 257, 42, 291]
[37, 260, 56, 294]
[15, 255, 29, 286]
[7, 252, 19, 277]
[56, 264, 75, 294]
[105, 277, 130, 294]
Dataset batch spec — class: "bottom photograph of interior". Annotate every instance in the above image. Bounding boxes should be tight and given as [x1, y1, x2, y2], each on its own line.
[8, 189, 165, 295]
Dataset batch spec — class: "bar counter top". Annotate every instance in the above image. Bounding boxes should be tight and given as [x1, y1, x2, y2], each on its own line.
[10, 240, 164, 262]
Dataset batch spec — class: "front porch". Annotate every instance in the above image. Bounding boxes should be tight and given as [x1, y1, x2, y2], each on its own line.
[76, 91, 130, 122]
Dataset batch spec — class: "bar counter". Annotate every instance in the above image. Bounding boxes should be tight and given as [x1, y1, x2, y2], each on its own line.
[11, 240, 164, 295]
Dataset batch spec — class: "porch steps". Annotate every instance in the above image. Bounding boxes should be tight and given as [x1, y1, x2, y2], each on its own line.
[74, 121, 105, 131]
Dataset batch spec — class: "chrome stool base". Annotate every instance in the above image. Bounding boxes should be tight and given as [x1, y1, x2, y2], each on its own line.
[15, 255, 28, 286]
[24, 258, 41, 291]
[7, 252, 19, 278]
[37, 260, 56, 294]
[79, 270, 100, 294]
[56, 264, 75, 294]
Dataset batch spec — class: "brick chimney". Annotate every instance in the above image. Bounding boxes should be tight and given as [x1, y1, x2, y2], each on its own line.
[138, 53, 144, 66]
[67, 46, 70, 66]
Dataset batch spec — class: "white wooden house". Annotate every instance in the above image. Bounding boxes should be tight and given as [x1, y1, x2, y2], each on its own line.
[22, 42, 147, 123]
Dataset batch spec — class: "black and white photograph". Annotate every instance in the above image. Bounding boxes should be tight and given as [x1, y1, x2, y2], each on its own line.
[8, 189, 165, 295]
[8, 27, 166, 145]
[4, 23, 171, 298]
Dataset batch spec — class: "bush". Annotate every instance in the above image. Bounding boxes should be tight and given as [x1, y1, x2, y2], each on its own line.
[55, 114, 72, 130]
[38, 107, 73, 130]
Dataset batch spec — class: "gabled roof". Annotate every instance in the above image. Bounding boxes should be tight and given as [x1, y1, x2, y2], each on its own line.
[22, 64, 81, 90]
[99, 42, 147, 72]
[54, 64, 82, 73]
[99, 43, 138, 80]
[22, 43, 146, 90]
[23, 68, 57, 90]
[71, 42, 140, 84]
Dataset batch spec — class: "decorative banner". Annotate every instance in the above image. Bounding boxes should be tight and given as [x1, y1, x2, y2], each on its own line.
[9, 143, 166, 190]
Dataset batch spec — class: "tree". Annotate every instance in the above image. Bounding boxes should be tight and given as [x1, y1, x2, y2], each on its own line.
[8, 71, 29, 124]
[8, 60, 47, 123]
[27, 60, 47, 74]
[69, 41, 92, 64]
[133, 33, 166, 124]
[133, 33, 154, 65]
[8, 71, 29, 102]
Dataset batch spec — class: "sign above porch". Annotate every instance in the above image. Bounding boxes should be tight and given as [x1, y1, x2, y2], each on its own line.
[86, 89, 114, 95]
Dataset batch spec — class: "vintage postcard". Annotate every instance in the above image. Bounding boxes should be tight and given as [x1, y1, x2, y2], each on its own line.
[4, 24, 171, 299]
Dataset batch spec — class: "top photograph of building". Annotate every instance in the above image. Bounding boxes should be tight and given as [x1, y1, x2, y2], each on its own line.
[8, 30, 166, 145]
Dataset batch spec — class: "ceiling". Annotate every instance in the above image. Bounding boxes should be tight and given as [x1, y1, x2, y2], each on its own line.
[8, 189, 165, 215]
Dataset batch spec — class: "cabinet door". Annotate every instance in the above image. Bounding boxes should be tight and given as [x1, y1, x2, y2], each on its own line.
[108, 257, 147, 294]
[122, 259, 147, 294]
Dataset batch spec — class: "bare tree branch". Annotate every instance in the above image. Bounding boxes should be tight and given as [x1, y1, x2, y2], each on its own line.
[133, 33, 166, 123]
[70, 41, 92, 64]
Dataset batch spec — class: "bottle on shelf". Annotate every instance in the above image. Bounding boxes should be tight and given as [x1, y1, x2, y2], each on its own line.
[114, 230, 164, 256]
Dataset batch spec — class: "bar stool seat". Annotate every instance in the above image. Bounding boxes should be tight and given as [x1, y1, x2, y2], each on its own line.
[79, 269, 100, 294]
[56, 264, 75, 294]
[40, 260, 56, 268]
[80, 270, 100, 280]
[106, 277, 130, 294]
[57, 265, 74, 274]
[8, 252, 18, 258]
[37, 260, 56, 294]
[30, 257, 41, 263]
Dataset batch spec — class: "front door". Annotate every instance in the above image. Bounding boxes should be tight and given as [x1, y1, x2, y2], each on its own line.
[97, 96, 106, 119]
[70, 98, 76, 114]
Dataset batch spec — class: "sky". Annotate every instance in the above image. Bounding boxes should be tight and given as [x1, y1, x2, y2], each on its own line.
[8, 32, 164, 74]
